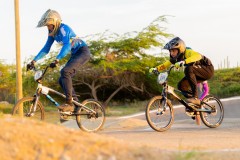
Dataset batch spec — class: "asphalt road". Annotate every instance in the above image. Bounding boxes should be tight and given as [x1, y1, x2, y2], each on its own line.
[64, 96, 240, 152]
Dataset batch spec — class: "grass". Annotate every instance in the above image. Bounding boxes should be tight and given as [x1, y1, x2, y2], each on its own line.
[41, 101, 149, 118]
[2, 100, 148, 125]
[174, 151, 200, 160]
[1, 100, 149, 120]
[105, 100, 148, 117]
[0, 103, 13, 114]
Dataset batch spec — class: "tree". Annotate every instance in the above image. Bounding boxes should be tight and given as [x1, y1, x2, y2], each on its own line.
[71, 16, 173, 106]
[86, 16, 172, 60]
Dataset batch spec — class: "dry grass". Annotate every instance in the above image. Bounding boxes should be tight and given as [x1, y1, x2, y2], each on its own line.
[0, 115, 173, 160]
[1, 115, 239, 160]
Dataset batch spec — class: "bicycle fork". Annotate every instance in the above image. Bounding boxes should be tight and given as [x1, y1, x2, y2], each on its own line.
[157, 88, 169, 115]
[26, 94, 40, 117]
[28, 87, 44, 117]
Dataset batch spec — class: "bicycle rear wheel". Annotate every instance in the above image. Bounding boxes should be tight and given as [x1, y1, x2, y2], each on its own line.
[200, 95, 224, 128]
[12, 96, 45, 120]
[76, 99, 105, 132]
[145, 96, 174, 132]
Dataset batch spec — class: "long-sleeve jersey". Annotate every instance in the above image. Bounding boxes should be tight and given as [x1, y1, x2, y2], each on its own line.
[156, 48, 204, 71]
[33, 23, 87, 61]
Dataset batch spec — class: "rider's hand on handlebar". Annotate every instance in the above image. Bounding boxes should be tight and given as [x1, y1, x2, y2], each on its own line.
[50, 59, 59, 68]
[149, 67, 158, 74]
[26, 60, 35, 71]
[175, 61, 185, 69]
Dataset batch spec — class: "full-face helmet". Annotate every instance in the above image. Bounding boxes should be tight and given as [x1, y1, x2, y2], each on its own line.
[163, 37, 186, 53]
[37, 9, 62, 36]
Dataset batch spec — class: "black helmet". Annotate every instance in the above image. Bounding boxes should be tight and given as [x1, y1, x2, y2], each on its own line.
[163, 37, 186, 53]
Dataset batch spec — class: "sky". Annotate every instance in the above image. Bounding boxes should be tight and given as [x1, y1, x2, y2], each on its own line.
[1, 0, 240, 69]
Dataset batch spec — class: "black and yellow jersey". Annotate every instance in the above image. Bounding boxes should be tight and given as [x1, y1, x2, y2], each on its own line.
[156, 48, 212, 71]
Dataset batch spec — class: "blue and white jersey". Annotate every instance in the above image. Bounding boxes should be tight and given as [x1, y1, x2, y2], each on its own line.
[34, 23, 87, 61]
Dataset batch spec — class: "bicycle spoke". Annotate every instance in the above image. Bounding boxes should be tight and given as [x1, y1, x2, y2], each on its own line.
[76, 100, 105, 132]
[146, 96, 174, 132]
[200, 95, 224, 128]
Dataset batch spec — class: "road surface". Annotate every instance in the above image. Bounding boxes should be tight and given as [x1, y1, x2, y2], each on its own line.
[64, 96, 240, 152]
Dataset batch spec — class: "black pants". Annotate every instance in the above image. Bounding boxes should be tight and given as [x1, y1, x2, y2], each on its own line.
[178, 65, 214, 98]
[58, 46, 90, 103]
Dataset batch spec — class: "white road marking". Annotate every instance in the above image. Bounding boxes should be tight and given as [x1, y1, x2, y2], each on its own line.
[118, 96, 240, 120]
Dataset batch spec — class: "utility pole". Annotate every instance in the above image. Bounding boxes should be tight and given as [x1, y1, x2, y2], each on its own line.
[14, 0, 23, 115]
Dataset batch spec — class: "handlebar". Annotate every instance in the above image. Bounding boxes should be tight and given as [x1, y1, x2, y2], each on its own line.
[152, 65, 175, 75]
[168, 65, 175, 74]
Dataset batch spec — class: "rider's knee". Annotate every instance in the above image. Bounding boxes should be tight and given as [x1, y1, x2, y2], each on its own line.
[60, 67, 71, 77]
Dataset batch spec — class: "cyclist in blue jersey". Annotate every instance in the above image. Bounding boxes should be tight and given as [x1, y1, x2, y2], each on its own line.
[27, 9, 91, 112]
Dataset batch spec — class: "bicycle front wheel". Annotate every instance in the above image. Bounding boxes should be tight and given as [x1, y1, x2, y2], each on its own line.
[145, 96, 174, 132]
[12, 96, 45, 120]
[76, 99, 105, 132]
[200, 95, 224, 128]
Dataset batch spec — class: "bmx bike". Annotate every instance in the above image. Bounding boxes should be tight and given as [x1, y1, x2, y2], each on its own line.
[12, 65, 106, 132]
[145, 65, 224, 132]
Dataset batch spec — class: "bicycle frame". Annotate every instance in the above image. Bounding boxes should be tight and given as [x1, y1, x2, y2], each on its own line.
[159, 66, 214, 113]
[146, 66, 224, 131]
[12, 65, 106, 132]
[31, 67, 96, 116]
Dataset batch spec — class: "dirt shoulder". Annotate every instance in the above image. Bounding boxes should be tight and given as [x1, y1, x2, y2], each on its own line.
[1, 115, 240, 160]
[0, 116, 171, 160]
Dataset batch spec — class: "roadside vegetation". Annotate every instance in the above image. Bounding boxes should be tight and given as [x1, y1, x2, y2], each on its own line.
[0, 16, 240, 117]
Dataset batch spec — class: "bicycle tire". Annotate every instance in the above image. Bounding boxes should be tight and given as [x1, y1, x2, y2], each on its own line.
[76, 99, 105, 132]
[200, 95, 224, 128]
[12, 96, 45, 120]
[145, 96, 174, 132]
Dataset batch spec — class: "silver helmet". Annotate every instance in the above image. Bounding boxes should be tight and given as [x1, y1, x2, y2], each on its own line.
[37, 9, 62, 36]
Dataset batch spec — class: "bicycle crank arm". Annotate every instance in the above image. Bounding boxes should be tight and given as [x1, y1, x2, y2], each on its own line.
[195, 108, 213, 113]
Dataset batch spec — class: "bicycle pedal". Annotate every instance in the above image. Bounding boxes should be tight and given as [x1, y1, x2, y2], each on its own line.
[185, 111, 195, 117]
[60, 116, 70, 123]
[60, 118, 69, 123]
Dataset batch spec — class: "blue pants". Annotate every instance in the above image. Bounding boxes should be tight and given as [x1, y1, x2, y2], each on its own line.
[59, 46, 90, 103]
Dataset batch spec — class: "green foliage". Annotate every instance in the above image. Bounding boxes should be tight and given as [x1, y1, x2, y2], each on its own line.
[7, 15, 240, 108]
[0, 62, 16, 103]
[106, 100, 148, 116]
[0, 103, 13, 114]
[87, 15, 172, 60]
[175, 151, 199, 160]
[71, 16, 174, 105]
[95, 55, 163, 75]
[209, 68, 240, 97]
